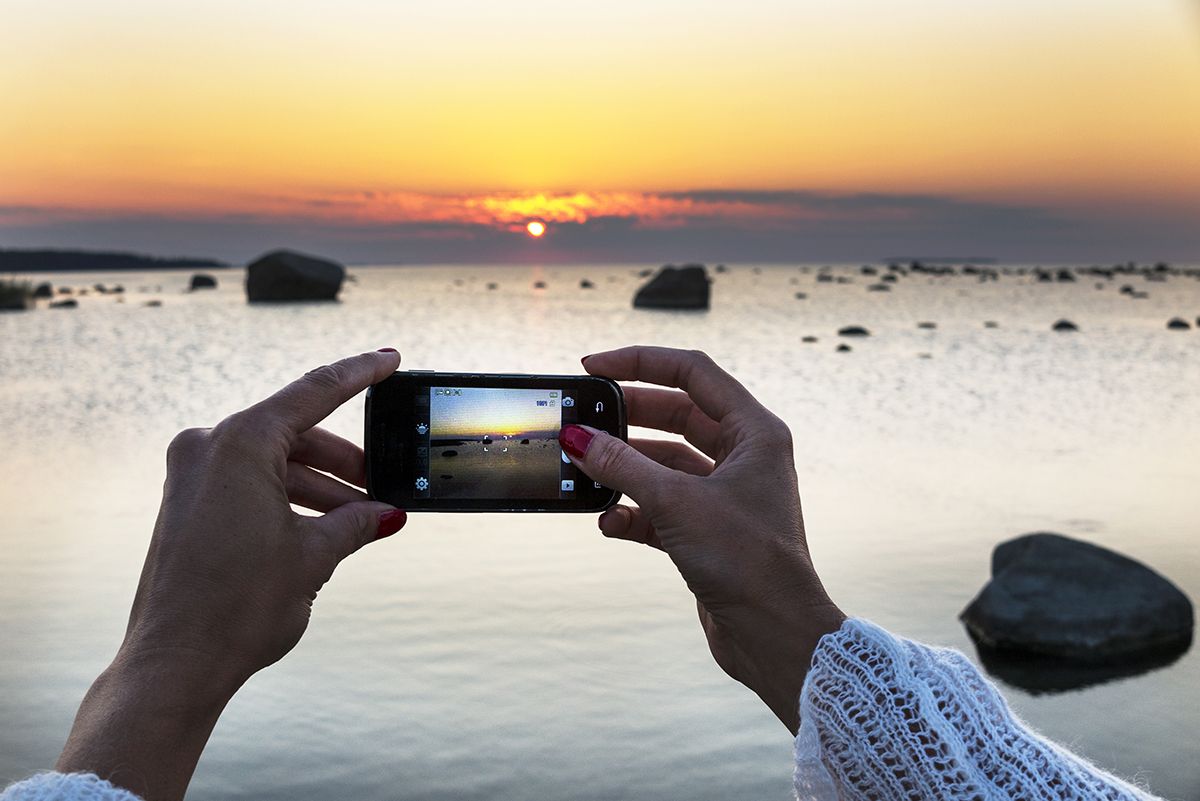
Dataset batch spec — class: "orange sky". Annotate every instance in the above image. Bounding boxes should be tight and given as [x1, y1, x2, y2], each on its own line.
[1, 0, 1198, 261]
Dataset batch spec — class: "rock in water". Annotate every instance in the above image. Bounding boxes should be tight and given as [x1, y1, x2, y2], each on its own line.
[837, 325, 870, 337]
[580, 279, 595, 289]
[633, 264, 710, 310]
[33, 282, 53, 299]
[1052, 319, 1078, 332]
[1166, 317, 1190, 330]
[961, 532, 1193, 661]
[190, 273, 218, 291]
[49, 299, 78, 309]
[245, 250, 344, 302]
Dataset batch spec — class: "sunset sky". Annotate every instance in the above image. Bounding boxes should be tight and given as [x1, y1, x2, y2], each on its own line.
[2, 0, 1198, 263]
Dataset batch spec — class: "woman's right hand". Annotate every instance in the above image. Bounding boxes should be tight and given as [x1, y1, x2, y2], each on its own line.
[558, 346, 844, 733]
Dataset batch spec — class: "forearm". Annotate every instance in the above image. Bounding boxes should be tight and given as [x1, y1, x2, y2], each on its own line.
[56, 647, 239, 801]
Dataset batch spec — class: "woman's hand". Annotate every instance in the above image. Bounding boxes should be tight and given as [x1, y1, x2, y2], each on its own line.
[559, 346, 844, 733]
[56, 349, 407, 801]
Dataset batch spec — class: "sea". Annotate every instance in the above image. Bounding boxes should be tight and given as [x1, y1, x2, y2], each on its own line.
[1, 264, 1197, 800]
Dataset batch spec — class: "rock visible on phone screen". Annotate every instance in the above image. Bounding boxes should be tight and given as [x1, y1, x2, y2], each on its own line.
[1051, 319, 1079, 332]
[520, 439, 530, 445]
[481, 437, 493, 445]
[440, 475, 453, 480]
[1166, 317, 1191, 330]
[441, 450, 458, 458]
[245, 249, 344, 302]
[961, 533, 1194, 662]
[837, 325, 870, 337]
[633, 264, 710, 310]
[917, 321, 937, 329]
[836, 343, 852, 352]
[801, 336, 818, 343]
[189, 273, 218, 291]
[33, 282, 53, 299]
[49, 299, 78, 309]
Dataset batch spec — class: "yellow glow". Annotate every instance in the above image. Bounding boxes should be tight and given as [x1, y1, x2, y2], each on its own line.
[0, 0, 1198, 220]
[525, 220, 547, 238]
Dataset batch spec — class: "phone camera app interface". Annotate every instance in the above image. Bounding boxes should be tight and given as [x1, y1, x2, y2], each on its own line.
[412, 387, 578, 500]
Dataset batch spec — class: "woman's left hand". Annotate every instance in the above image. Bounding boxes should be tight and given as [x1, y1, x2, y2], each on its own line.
[56, 349, 407, 801]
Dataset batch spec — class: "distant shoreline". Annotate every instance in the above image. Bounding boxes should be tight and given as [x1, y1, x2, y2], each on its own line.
[0, 248, 228, 273]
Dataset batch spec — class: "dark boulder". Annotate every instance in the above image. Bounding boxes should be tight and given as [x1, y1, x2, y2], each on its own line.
[520, 438, 530, 445]
[1166, 317, 1190, 330]
[190, 273, 218, 290]
[33, 282, 53, 299]
[837, 325, 870, 337]
[1051, 319, 1078, 332]
[961, 532, 1193, 662]
[245, 249, 344, 302]
[633, 265, 710, 310]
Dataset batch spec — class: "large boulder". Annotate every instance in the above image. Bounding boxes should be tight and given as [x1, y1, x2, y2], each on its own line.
[245, 250, 344, 302]
[961, 533, 1193, 662]
[633, 265, 710, 310]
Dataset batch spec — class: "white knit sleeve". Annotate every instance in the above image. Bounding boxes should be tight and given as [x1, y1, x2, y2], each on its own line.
[0, 773, 144, 801]
[794, 618, 1163, 801]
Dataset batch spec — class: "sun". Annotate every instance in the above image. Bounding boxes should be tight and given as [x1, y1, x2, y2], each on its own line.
[525, 220, 546, 238]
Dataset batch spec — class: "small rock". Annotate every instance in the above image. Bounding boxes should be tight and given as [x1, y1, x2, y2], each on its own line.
[486, 282, 498, 290]
[794, 292, 807, 300]
[32, 282, 53, 299]
[714, 264, 727, 273]
[837, 325, 870, 337]
[580, 279, 595, 289]
[1056, 269, 1076, 282]
[533, 281, 547, 289]
[143, 300, 163, 307]
[189, 273, 218, 291]
[836, 343, 852, 352]
[918, 353, 933, 359]
[481, 437, 493, 445]
[441, 450, 458, 458]
[1052, 319, 1079, 332]
[801, 336, 818, 343]
[520, 439, 530, 445]
[1166, 317, 1190, 330]
[867, 283, 891, 292]
[917, 321, 937, 329]
[49, 299, 78, 309]
[984, 321, 999, 328]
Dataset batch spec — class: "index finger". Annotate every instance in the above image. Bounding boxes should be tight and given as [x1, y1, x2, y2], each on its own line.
[582, 346, 758, 423]
[245, 349, 401, 436]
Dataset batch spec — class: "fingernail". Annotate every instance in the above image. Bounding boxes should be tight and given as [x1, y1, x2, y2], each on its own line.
[581, 354, 595, 365]
[559, 424, 595, 459]
[377, 347, 398, 353]
[376, 509, 407, 539]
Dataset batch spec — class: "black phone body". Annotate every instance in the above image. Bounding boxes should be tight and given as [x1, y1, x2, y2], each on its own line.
[366, 371, 626, 512]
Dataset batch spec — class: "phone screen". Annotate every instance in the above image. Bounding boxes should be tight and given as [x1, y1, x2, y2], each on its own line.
[366, 372, 625, 512]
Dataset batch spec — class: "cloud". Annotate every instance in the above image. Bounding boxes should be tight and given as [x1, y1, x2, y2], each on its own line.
[0, 189, 1195, 264]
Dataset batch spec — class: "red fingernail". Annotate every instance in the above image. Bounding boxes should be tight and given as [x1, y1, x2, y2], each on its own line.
[376, 509, 407, 539]
[559, 424, 594, 459]
[581, 354, 595, 365]
[377, 347, 398, 353]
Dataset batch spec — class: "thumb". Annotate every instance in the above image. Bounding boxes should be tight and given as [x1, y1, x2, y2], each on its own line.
[305, 501, 407, 567]
[559, 424, 674, 505]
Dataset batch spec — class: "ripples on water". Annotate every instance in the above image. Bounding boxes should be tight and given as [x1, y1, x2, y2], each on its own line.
[1, 264, 1198, 800]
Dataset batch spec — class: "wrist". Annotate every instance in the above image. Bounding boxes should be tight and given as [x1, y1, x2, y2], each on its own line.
[737, 599, 846, 734]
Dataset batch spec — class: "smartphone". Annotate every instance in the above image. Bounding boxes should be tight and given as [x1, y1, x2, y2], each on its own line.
[366, 371, 626, 512]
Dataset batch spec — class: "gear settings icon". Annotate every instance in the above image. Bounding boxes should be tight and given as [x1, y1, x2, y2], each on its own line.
[415, 477, 429, 491]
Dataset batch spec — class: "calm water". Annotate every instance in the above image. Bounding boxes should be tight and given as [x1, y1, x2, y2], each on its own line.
[1, 264, 1198, 800]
